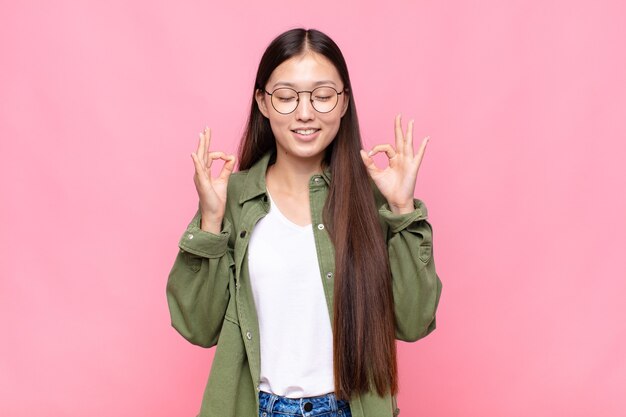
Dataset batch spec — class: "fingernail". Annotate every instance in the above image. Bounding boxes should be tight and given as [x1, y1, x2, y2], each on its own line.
[368, 150, 374, 156]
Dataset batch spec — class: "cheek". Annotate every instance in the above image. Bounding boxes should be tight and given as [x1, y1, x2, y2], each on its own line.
[323, 117, 342, 140]
[327, 125, 341, 143]
[268, 118, 289, 140]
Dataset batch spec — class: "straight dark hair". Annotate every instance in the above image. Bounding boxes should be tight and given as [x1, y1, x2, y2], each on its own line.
[238, 28, 398, 401]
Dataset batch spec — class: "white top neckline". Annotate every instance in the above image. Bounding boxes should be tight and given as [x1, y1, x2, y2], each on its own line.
[266, 190, 312, 231]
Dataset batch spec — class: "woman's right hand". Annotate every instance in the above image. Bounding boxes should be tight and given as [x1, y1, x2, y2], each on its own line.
[190, 127, 236, 233]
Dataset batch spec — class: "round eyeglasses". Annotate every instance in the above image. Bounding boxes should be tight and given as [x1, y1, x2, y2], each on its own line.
[264, 86, 345, 114]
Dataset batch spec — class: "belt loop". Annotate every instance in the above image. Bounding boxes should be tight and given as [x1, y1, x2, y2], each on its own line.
[267, 393, 278, 413]
[329, 392, 338, 412]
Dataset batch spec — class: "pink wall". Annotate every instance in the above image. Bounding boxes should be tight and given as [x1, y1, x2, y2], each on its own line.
[1, 1, 624, 416]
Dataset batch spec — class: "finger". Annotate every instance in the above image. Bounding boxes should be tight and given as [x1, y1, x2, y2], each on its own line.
[203, 127, 211, 168]
[405, 119, 415, 158]
[394, 114, 404, 154]
[191, 152, 208, 180]
[196, 132, 205, 163]
[217, 154, 237, 181]
[360, 149, 382, 176]
[207, 151, 226, 169]
[368, 144, 397, 160]
[414, 136, 430, 169]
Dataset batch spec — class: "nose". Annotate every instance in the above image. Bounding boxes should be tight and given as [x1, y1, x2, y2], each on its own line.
[294, 95, 315, 121]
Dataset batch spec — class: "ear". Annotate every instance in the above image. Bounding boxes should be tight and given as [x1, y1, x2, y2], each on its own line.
[340, 90, 350, 118]
[255, 89, 270, 118]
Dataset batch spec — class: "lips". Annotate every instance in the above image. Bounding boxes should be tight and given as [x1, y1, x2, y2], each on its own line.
[291, 128, 320, 135]
[291, 128, 321, 142]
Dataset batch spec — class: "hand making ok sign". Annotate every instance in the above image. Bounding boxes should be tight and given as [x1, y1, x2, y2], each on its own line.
[359, 114, 430, 215]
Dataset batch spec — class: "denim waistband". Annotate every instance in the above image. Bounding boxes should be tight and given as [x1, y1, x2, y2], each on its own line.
[259, 390, 351, 416]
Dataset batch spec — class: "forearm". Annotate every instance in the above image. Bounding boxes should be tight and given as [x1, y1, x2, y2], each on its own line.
[166, 209, 234, 348]
[380, 199, 443, 342]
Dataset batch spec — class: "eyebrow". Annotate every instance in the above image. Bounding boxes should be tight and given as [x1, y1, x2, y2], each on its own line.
[272, 80, 338, 89]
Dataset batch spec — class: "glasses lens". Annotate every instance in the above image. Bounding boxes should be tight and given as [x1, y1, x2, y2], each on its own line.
[311, 87, 338, 113]
[271, 88, 298, 114]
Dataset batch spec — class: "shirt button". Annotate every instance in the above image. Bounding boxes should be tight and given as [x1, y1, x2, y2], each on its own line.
[240, 230, 247, 238]
[317, 224, 324, 230]
[326, 272, 333, 279]
[187, 233, 194, 240]
[246, 331, 252, 340]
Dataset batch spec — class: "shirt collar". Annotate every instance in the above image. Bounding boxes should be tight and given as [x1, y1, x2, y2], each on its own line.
[238, 151, 332, 204]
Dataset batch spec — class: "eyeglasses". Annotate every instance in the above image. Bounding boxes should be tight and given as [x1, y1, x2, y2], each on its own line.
[264, 86, 345, 114]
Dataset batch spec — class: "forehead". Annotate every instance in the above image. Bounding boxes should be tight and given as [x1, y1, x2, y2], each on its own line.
[267, 52, 342, 89]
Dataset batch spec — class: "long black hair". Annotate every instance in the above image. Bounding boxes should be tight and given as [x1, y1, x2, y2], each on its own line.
[238, 28, 398, 401]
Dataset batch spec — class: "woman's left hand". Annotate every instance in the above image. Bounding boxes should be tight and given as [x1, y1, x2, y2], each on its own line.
[360, 114, 429, 215]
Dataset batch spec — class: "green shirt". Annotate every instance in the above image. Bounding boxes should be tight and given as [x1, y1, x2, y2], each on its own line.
[166, 151, 443, 417]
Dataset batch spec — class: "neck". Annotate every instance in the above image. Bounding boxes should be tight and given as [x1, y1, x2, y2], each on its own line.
[267, 150, 325, 194]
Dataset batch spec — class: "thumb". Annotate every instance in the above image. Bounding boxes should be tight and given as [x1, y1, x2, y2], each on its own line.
[218, 155, 237, 181]
[360, 149, 379, 177]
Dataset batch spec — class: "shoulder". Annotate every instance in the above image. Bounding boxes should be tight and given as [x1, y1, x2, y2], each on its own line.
[221, 170, 252, 225]
[226, 152, 272, 201]
[226, 170, 249, 194]
[224, 169, 253, 210]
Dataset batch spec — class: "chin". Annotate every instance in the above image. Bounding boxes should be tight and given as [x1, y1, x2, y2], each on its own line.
[291, 148, 326, 160]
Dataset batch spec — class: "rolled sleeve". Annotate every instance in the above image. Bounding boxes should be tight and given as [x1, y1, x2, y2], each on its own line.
[178, 209, 232, 258]
[379, 197, 442, 342]
[378, 198, 428, 233]
[167, 208, 234, 348]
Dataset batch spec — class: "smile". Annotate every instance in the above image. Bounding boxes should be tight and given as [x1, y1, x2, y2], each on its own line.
[292, 129, 320, 135]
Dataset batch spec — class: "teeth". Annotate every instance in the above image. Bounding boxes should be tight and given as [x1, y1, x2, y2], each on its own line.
[294, 129, 318, 135]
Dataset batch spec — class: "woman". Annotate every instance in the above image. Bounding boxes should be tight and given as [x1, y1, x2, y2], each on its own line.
[167, 28, 442, 417]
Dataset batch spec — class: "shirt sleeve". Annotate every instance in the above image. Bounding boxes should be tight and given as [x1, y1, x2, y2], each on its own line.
[166, 206, 235, 348]
[378, 198, 443, 342]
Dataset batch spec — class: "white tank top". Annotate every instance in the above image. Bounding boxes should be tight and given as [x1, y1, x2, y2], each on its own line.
[247, 191, 334, 398]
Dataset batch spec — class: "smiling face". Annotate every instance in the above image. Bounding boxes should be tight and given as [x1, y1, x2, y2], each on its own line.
[255, 51, 349, 165]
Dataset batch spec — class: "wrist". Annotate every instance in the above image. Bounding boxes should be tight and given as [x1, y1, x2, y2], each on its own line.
[389, 201, 415, 215]
[200, 212, 223, 234]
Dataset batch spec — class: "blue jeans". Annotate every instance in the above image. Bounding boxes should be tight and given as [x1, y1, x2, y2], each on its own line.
[258, 390, 352, 417]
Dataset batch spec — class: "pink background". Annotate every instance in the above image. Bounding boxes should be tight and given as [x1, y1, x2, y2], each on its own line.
[1, 1, 625, 416]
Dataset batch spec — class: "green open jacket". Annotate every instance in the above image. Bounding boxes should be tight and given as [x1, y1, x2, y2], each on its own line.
[166, 151, 443, 417]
